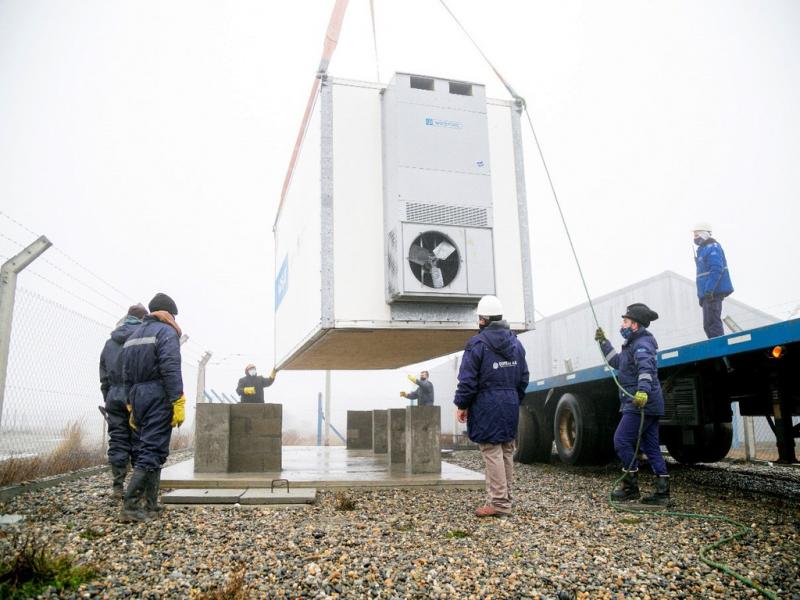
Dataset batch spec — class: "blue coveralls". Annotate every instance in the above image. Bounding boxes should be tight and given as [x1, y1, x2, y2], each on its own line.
[695, 238, 734, 338]
[121, 315, 183, 471]
[600, 329, 667, 475]
[99, 317, 142, 467]
[454, 322, 530, 444]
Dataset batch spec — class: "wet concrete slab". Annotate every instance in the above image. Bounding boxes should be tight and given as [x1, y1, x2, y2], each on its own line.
[163, 489, 246, 504]
[161, 446, 484, 490]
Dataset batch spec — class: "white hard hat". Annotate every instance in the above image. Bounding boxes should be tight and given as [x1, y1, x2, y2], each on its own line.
[477, 295, 503, 317]
[692, 222, 712, 233]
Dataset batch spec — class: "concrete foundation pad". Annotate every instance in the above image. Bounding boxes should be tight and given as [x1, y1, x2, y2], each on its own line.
[161, 446, 484, 491]
[240, 488, 318, 505]
[163, 489, 246, 504]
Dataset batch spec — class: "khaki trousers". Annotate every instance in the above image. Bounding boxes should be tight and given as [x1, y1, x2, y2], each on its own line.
[479, 441, 515, 513]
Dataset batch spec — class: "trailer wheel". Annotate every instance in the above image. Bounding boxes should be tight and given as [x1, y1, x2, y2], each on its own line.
[664, 422, 733, 464]
[514, 405, 553, 464]
[553, 393, 611, 465]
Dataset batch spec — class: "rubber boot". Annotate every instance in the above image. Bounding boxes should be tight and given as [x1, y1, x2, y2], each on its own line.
[144, 469, 164, 518]
[110, 464, 127, 500]
[119, 468, 150, 523]
[641, 475, 670, 506]
[611, 469, 640, 501]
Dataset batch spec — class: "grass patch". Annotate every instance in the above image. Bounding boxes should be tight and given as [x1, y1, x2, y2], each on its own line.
[79, 528, 105, 541]
[0, 422, 106, 487]
[196, 564, 248, 600]
[619, 517, 641, 525]
[446, 530, 470, 539]
[0, 532, 96, 599]
[333, 492, 356, 511]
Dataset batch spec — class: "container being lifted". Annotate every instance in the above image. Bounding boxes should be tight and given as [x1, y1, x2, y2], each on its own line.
[273, 73, 534, 370]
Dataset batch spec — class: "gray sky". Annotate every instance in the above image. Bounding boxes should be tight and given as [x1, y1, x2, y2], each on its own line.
[2, 1, 799, 434]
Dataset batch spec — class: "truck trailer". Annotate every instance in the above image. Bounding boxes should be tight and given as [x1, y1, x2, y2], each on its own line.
[515, 319, 800, 465]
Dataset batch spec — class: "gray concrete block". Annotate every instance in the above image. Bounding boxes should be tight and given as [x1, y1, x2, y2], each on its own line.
[240, 488, 317, 505]
[387, 408, 407, 464]
[346, 410, 373, 449]
[228, 403, 282, 472]
[194, 404, 230, 473]
[163, 489, 245, 504]
[406, 405, 441, 474]
[372, 409, 388, 454]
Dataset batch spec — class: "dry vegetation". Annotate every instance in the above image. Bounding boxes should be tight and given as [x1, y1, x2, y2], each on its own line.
[195, 564, 248, 600]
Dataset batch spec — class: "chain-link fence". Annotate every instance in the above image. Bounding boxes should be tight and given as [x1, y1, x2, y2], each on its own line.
[727, 403, 798, 463]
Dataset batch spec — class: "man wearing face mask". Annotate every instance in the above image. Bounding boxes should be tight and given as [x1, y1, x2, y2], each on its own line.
[237, 364, 277, 403]
[693, 223, 734, 338]
[400, 371, 434, 406]
[454, 295, 529, 517]
[595, 303, 670, 506]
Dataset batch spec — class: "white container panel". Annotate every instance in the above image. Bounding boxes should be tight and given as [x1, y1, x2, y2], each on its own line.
[274, 100, 323, 363]
[465, 227, 496, 295]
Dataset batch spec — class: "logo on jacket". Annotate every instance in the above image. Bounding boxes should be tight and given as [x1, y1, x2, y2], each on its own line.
[493, 360, 518, 370]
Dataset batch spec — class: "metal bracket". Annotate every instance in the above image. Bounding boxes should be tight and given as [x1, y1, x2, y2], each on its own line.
[270, 478, 290, 493]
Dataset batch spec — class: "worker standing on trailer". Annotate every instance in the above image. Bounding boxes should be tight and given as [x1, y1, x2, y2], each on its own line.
[99, 303, 147, 499]
[693, 223, 734, 338]
[236, 363, 277, 403]
[454, 295, 529, 518]
[595, 303, 670, 506]
[120, 293, 185, 522]
[400, 371, 434, 406]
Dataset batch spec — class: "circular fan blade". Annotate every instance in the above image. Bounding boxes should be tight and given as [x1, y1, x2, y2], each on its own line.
[409, 244, 435, 266]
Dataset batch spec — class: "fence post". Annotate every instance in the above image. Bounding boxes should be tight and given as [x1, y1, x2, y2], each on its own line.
[324, 370, 331, 446]
[0, 235, 52, 430]
[196, 351, 212, 404]
[743, 416, 756, 461]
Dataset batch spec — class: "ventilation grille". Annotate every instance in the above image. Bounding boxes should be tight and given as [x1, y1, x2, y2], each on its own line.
[405, 202, 488, 227]
[662, 377, 699, 426]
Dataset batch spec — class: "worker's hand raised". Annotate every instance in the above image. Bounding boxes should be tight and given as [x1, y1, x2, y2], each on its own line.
[400, 391, 407, 398]
[269, 367, 277, 380]
[406, 373, 417, 384]
[594, 328, 607, 343]
[456, 408, 468, 423]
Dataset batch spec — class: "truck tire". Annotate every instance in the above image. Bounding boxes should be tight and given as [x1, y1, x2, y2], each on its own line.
[664, 422, 733, 464]
[553, 393, 612, 465]
[514, 405, 553, 464]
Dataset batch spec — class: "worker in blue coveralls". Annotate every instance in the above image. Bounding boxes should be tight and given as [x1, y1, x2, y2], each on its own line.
[120, 293, 186, 522]
[99, 303, 147, 499]
[693, 222, 734, 338]
[454, 295, 529, 518]
[595, 303, 670, 506]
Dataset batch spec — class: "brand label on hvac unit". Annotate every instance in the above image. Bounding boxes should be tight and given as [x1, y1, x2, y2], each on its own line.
[425, 117, 463, 129]
[274, 254, 289, 310]
[493, 360, 518, 370]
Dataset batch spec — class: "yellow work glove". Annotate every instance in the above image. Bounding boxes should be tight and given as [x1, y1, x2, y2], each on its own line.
[243, 386, 256, 395]
[400, 391, 407, 398]
[406, 374, 417, 384]
[127, 405, 137, 431]
[269, 367, 277, 380]
[594, 327, 606, 343]
[633, 391, 648, 409]
[171, 395, 186, 428]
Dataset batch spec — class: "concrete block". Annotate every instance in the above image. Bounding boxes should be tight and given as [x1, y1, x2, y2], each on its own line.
[406, 405, 441, 474]
[163, 489, 245, 504]
[228, 403, 282, 473]
[346, 410, 373, 449]
[194, 404, 230, 473]
[387, 408, 407, 464]
[240, 488, 317, 505]
[372, 410, 388, 454]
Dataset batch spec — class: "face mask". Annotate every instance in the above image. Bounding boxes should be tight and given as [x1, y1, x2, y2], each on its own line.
[620, 327, 634, 340]
[247, 369, 256, 377]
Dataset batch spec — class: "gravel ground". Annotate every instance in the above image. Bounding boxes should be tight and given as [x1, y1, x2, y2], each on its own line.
[1, 451, 798, 599]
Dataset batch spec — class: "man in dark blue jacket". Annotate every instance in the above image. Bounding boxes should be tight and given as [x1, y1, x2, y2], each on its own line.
[454, 295, 529, 517]
[99, 303, 147, 499]
[120, 293, 185, 522]
[693, 223, 734, 338]
[595, 303, 670, 506]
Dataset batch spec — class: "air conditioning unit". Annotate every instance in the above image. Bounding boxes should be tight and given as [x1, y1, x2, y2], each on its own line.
[382, 73, 496, 303]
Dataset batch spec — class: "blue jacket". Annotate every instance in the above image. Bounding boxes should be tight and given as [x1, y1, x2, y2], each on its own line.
[122, 315, 183, 404]
[454, 321, 530, 444]
[600, 329, 664, 416]
[695, 238, 733, 301]
[99, 317, 141, 402]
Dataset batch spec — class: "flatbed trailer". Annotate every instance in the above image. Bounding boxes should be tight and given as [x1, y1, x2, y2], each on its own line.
[515, 319, 800, 465]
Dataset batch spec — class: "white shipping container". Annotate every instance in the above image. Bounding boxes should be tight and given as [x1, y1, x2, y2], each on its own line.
[274, 74, 534, 370]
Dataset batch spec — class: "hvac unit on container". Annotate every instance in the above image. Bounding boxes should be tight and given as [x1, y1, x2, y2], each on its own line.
[273, 72, 534, 370]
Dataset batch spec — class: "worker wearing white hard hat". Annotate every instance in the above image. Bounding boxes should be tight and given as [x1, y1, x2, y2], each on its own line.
[692, 223, 734, 338]
[453, 295, 530, 517]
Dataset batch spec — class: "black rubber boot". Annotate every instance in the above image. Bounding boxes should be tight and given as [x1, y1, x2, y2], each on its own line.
[119, 468, 150, 523]
[110, 464, 127, 500]
[144, 469, 164, 518]
[611, 470, 640, 501]
[641, 475, 671, 506]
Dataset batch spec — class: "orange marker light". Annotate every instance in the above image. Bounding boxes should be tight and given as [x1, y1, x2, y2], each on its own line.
[771, 346, 784, 359]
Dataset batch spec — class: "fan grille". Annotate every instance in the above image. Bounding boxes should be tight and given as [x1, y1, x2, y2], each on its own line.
[408, 231, 460, 289]
[405, 202, 488, 227]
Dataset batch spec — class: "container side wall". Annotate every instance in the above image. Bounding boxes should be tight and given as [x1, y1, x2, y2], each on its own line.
[274, 94, 323, 364]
